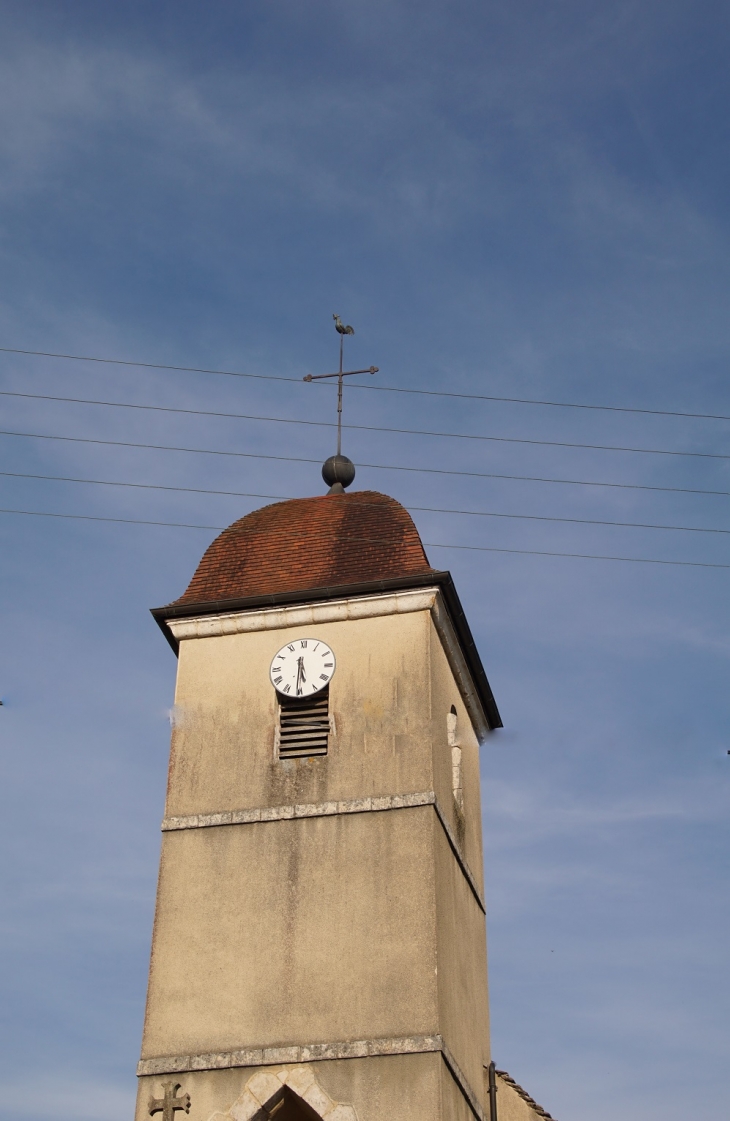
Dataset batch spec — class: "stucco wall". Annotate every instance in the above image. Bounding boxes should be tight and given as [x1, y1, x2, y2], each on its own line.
[142, 807, 438, 1058]
[139, 591, 493, 1120]
[434, 822, 490, 1092]
[493, 1073, 553, 1121]
[167, 610, 434, 818]
[428, 616, 485, 895]
[136, 1053, 449, 1121]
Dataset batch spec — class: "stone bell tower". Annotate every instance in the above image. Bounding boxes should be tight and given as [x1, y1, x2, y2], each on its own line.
[135, 459, 503, 1121]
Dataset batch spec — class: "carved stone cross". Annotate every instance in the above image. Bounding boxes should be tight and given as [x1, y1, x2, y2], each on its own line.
[149, 1081, 191, 1121]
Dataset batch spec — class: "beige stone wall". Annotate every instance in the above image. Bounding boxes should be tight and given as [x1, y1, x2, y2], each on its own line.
[167, 610, 433, 818]
[433, 822, 490, 1094]
[139, 592, 493, 1120]
[136, 1053, 446, 1121]
[142, 808, 438, 1058]
[439, 1059, 481, 1121]
[427, 618, 485, 897]
[428, 611, 491, 1090]
[492, 1074, 551, 1121]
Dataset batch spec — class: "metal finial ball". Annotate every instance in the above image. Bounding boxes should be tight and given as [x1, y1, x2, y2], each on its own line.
[322, 454, 355, 493]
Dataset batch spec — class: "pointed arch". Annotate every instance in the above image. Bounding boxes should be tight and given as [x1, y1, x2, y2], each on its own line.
[209, 1064, 358, 1121]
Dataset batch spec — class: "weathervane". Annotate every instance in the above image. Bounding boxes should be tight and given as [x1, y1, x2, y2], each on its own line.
[303, 315, 378, 494]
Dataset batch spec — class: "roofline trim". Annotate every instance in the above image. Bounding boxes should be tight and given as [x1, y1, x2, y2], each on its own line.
[151, 571, 502, 730]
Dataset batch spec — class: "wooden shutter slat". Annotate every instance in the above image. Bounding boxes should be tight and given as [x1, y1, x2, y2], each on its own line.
[278, 686, 330, 759]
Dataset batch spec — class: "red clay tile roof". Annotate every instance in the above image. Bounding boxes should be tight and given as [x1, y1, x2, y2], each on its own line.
[169, 490, 436, 608]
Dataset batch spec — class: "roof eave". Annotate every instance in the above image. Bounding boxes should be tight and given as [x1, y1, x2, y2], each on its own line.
[151, 570, 503, 731]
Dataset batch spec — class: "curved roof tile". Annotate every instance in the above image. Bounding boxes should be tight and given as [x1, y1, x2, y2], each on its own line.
[170, 490, 435, 607]
[152, 489, 502, 731]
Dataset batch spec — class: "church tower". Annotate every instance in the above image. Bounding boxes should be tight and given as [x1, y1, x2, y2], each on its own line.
[135, 460, 503, 1121]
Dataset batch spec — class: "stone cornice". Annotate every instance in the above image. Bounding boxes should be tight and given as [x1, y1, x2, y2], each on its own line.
[166, 586, 437, 640]
[162, 791, 484, 912]
[166, 587, 490, 742]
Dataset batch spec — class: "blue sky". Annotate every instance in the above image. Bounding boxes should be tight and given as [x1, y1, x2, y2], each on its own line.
[0, 3, 728, 1119]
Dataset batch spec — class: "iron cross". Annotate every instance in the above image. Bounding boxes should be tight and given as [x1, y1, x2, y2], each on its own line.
[303, 315, 378, 456]
[148, 1081, 191, 1121]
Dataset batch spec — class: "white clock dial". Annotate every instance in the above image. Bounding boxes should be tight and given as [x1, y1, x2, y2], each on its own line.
[269, 638, 336, 698]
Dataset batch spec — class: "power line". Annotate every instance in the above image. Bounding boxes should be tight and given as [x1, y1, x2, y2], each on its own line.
[2, 345, 729, 423]
[1, 506, 728, 569]
[0, 471, 284, 502]
[383, 467, 730, 498]
[0, 507, 221, 531]
[2, 469, 729, 536]
[2, 428, 730, 498]
[354, 384, 730, 422]
[2, 390, 730, 461]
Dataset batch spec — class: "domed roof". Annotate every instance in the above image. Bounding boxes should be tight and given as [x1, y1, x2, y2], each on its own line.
[167, 490, 436, 610]
[152, 487, 502, 730]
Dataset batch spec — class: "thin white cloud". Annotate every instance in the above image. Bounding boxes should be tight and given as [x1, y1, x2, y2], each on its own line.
[482, 772, 730, 849]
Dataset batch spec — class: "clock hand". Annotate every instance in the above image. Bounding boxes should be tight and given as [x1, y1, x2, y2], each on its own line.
[296, 656, 304, 695]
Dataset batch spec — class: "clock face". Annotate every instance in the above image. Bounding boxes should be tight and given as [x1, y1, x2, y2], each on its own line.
[269, 638, 336, 697]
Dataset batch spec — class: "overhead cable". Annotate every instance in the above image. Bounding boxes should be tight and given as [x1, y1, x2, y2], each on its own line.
[2, 428, 730, 498]
[1, 390, 729, 461]
[0, 506, 728, 569]
[2, 470, 729, 536]
[2, 345, 729, 422]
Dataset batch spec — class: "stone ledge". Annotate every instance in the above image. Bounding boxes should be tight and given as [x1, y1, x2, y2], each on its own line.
[137, 1034, 484, 1121]
[137, 1034, 443, 1077]
[161, 791, 436, 832]
[161, 792, 485, 913]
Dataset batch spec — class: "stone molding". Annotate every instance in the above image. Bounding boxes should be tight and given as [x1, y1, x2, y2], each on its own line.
[210, 1064, 358, 1121]
[138, 1034, 442, 1076]
[138, 1034, 484, 1121]
[166, 588, 438, 641]
[161, 790, 434, 831]
[161, 792, 485, 913]
[166, 587, 489, 742]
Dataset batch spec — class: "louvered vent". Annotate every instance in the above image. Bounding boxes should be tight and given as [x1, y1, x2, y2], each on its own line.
[277, 687, 330, 758]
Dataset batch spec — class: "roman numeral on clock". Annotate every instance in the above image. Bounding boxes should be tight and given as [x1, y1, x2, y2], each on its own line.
[271, 639, 335, 698]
